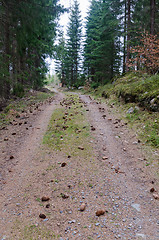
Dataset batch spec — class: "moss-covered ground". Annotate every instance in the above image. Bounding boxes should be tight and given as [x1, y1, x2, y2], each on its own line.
[87, 72, 159, 148]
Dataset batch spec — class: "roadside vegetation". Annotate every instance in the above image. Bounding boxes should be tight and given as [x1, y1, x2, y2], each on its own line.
[0, 90, 54, 129]
[88, 73, 159, 148]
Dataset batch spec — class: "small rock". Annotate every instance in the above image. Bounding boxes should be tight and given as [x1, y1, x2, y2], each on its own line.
[12, 132, 16, 135]
[4, 137, 8, 141]
[136, 233, 146, 239]
[46, 204, 50, 208]
[78, 146, 84, 150]
[10, 155, 14, 159]
[131, 203, 141, 212]
[80, 203, 86, 211]
[96, 210, 105, 216]
[127, 107, 134, 114]
[41, 196, 50, 202]
[102, 156, 108, 160]
[95, 223, 100, 226]
[91, 127, 96, 131]
[43, 218, 49, 222]
[150, 98, 155, 105]
[39, 213, 46, 219]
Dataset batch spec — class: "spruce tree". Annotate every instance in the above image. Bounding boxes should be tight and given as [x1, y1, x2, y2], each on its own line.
[65, 0, 82, 87]
[84, 0, 121, 85]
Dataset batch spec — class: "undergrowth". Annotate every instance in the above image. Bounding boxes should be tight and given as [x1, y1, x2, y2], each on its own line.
[90, 72, 159, 148]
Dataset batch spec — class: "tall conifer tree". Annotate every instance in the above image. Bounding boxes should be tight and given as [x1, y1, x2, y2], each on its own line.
[66, 0, 82, 86]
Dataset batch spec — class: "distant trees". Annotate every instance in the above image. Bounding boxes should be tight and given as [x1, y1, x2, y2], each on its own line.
[55, 0, 82, 87]
[0, 0, 63, 98]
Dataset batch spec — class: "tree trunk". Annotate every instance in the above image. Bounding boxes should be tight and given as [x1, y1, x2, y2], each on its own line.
[4, 5, 11, 98]
[126, 0, 131, 72]
[123, 0, 127, 73]
[150, 0, 155, 35]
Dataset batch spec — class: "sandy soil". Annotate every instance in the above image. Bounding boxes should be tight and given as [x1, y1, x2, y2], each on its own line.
[0, 91, 158, 240]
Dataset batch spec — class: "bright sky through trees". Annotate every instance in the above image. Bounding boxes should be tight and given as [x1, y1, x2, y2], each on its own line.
[59, 0, 90, 34]
[48, 0, 90, 74]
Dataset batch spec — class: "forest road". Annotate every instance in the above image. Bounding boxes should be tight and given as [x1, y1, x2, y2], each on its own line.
[0, 91, 159, 240]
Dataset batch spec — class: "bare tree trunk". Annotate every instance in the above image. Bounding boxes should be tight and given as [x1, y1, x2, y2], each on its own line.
[150, 0, 155, 35]
[126, 0, 131, 72]
[123, 0, 127, 74]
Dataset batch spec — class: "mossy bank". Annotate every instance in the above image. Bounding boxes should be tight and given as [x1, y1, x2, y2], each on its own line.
[91, 73, 159, 148]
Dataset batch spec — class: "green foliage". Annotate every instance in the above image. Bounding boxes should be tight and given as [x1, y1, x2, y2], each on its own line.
[91, 82, 100, 89]
[93, 73, 159, 148]
[0, 0, 64, 98]
[84, 0, 121, 84]
[12, 83, 25, 98]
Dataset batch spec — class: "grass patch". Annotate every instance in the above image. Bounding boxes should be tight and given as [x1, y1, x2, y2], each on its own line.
[43, 94, 92, 156]
[12, 222, 57, 240]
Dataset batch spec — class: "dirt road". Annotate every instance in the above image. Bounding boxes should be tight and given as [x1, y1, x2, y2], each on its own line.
[0, 91, 158, 240]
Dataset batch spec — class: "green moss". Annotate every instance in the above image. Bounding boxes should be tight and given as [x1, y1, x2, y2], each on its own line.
[90, 73, 159, 148]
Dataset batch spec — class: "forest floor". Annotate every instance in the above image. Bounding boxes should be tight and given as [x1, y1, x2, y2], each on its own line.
[0, 89, 159, 240]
